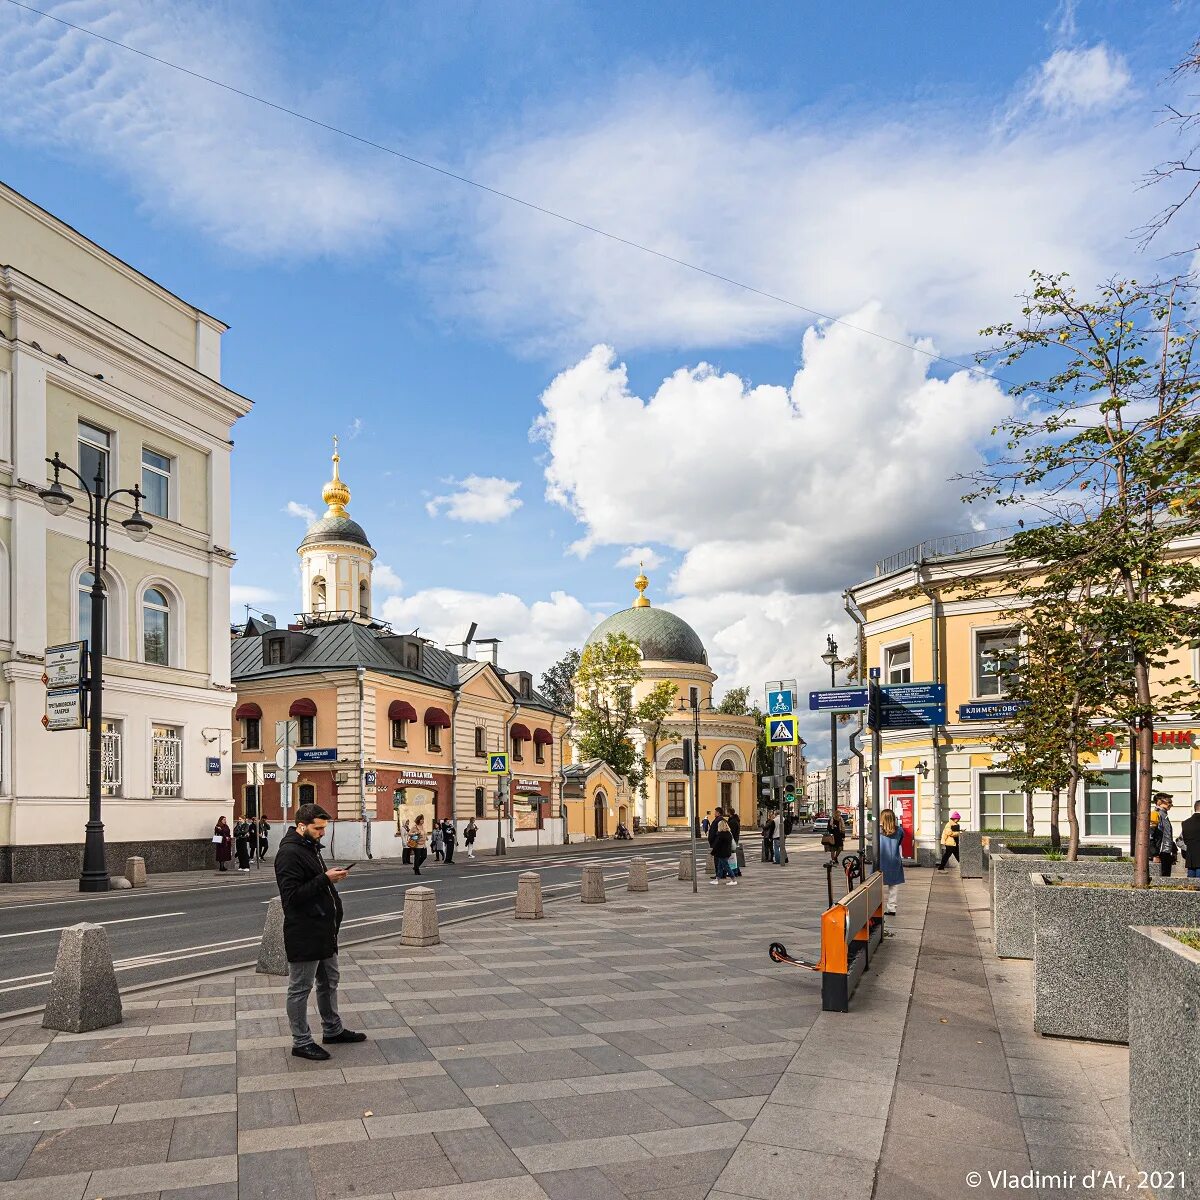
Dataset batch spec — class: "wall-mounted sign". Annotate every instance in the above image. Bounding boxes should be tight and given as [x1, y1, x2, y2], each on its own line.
[514, 778, 545, 795]
[44, 687, 85, 731]
[959, 701, 1025, 722]
[296, 747, 337, 763]
[396, 770, 437, 787]
[488, 753, 509, 774]
[44, 641, 86, 689]
[206, 756, 222, 775]
[364, 770, 377, 786]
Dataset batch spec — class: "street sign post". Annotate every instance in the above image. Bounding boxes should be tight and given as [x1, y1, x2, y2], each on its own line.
[44, 688, 85, 731]
[764, 715, 799, 746]
[45, 642, 86, 689]
[767, 689, 794, 715]
[488, 753, 509, 775]
[275, 746, 299, 771]
[808, 686, 869, 713]
[876, 682, 946, 731]
[275, 719, 298, 820]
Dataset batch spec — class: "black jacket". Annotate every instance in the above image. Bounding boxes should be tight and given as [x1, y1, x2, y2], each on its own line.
[1181, 813, 1200, 870]
[763, 818, 776, 842]
[274, 828, 343, 963]
[728, 813, 741, 842]
[442, 820, 456, 844]
[709, 819, 733, 859]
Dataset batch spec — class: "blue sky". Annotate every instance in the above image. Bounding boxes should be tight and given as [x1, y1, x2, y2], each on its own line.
[1, 0, 1197, 757]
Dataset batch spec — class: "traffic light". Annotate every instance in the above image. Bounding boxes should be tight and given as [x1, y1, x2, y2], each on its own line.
[784, 775, 796, 811]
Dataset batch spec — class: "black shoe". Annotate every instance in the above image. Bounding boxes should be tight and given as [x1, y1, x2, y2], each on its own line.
[291, 1043, 331, 1061]
[323, 1029, 367, 1045]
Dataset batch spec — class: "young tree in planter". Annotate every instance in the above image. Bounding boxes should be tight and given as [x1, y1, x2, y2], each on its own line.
[574, 632, 676, 796]
[966, 273, 1200, 884]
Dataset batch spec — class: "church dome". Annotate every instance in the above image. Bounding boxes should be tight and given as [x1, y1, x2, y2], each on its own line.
[297, 437, 373, 551]
[585, 572, 707, 665]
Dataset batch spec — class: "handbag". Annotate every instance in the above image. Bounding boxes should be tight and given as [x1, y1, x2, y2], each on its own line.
[820, 833, 835, 849]
[407, 834, 421, 849]
[212, 834, 224, 844]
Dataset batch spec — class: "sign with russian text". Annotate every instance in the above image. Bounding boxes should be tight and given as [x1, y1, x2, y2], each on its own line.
[296, 747, 337, 763]
[44, 687, 85, 731]
[809, 687, 869, 712]
[44, 641, 86, 689]
[959, 701, 1024, 722]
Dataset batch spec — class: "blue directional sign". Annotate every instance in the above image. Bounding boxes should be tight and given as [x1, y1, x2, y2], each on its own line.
[876, 682, 947, 731]
[879, 704, 947, 730]
[767, 689, 794, 715]
[809, 687, 869, 713]
[296, 747, 337, 763]
[881, 683, 945, 708]
[764, 715, 799, 746]
[959, 701, 1025, 722]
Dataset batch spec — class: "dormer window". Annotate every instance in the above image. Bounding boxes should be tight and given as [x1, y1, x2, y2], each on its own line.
[266, 638, 284, 665]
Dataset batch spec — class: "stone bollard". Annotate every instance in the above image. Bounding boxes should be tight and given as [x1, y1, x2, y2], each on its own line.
[125, 856, 147, 888]
[43, 923, 122, 1033]
[706, 853, 717, 878]
[400, 885, 440, 946]
[580, 864, 606, 904]
[256, 898, 288, 976]
[678, 851, 694, 881]
[735, 843, 746, 870]
[959, 831, 984, 879]
[515, 872, 544, 919]
[627, 857, 649, 893]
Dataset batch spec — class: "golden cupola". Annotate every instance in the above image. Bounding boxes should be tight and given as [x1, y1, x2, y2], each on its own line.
[322, 439, 352, 516]
[633, 564, 651, 607]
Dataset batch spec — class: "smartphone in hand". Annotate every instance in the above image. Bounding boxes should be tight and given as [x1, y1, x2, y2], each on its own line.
[341, 862, 357, 870]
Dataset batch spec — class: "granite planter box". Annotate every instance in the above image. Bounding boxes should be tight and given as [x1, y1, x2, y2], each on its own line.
[1031, 875, 1200, 1043]
[992, 853, 1132, 959]
[959, 831, 984, 879]
[1128, 927, 1199, 1196]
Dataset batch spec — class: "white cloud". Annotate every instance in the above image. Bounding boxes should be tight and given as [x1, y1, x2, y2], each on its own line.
[285, 501, 316, 522]
[1030, 45, 1132, 114]
[373, 563, 405, 594]
[230, 584, 278, 609]
[534, 307, 1010, 597]
[426, 476, 523, 523]
[378, 587, 603, 677]
[616, 547, 664, 570]
[347, 418, 364, 439]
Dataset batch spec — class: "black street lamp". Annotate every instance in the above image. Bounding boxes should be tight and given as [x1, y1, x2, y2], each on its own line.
[41, 451, 152, 892]
[820, 634, 840, 823]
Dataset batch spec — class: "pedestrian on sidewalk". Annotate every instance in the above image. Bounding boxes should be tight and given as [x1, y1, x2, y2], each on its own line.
[824, 811, 845, 863]
[409, 814, 428, 875]
[1151, 793, 1178, 877]
[213, 816, 232, 872]
[233, 817, 253, 871]
[464, 817, 478, 859]
[708, 812, 737, 886]
[762, 813, 775, 863]
[701, 812, 711, 836]
[727, 808, 744, 879]
[431, 822, 444, 862]
[1179, 799, 1200, 879]
[258, 817, 271, 860]
[401, 817, 412, 865]
[274, 802, 366, 1062]
[442, 818, 456, 864]
[879, 809, 905, 915]
[938, 812, 962, 871]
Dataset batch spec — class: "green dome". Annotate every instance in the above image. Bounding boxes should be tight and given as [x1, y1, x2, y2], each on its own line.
[586, 605, 707, 665]
[299, 515, 372, 550]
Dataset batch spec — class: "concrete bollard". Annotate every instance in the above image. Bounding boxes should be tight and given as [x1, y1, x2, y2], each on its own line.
[678, 851, 694, 881]
[515, 872, 544, 919]
[42, 923, 122, 1033]
[580, 864, 606, 904]
[959, 831, 984, 879]
[400, 885, 441, 946]
[735, 843, 746, 870]
[627, 857, 649, 893]
[125, 856, 147, 888]
[706, 853, 717, 878]
[256, 897, 288, 976]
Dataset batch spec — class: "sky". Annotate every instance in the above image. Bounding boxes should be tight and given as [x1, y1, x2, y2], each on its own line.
[1, 0, 1198, 763]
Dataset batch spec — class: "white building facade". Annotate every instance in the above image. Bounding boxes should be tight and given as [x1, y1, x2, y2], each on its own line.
[0, 182, 251, 881]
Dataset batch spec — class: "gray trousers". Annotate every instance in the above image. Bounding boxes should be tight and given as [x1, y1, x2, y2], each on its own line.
[286, 955, 344, 1047]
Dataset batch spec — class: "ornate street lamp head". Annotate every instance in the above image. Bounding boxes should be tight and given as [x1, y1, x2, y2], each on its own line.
[121, 487, 153, 543]
[39, 478, 73, 517]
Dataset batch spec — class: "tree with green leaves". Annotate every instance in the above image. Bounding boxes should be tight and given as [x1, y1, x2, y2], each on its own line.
[966, 272, 1200, 883]
[573, 633, 677, 795]
[717, 686, 750, 715]
[539, 647, 580, 714]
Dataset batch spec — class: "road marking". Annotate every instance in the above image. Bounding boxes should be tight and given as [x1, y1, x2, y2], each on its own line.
[0, 912, 186, 941]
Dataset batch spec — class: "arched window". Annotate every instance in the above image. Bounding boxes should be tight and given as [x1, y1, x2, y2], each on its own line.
[142, 588, 170, 665]
[358, 580, 369, 616]
[78, 571, 105, 651]
[311, 576, 327, 613]
[666, 757, 685, 771]
[720, 758, 736, 772]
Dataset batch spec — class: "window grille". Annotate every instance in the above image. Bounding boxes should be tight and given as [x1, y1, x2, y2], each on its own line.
[152, 725, 182, 797]
[101, 723, 122, 796]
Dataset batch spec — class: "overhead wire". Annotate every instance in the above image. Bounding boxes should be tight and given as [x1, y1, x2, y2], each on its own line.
[1, 0, 1018, 388]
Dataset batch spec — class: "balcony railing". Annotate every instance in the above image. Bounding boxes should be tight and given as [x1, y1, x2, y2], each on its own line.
[874, 528, 1013, 577]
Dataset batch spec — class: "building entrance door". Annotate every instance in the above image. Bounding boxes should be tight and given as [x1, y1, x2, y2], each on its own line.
[887, 776, 916, 858]
[594, 793, 607, 839]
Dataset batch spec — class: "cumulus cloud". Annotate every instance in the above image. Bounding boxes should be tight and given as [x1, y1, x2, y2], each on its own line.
[534, 306, 1011, 597]
[373, 563, 404, 594]
[284, 501, 316, 522]
[616, 547, 664, 570]
[230, 583, 278, 609]
[347, 418, 365, 439]
[426, 476, 523, 523]
[1030, 45, 1132, 113]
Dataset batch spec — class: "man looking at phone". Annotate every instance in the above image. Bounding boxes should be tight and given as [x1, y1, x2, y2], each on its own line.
[274, 802, 367, 1060]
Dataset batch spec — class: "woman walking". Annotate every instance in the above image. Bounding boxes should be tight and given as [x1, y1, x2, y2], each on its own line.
[879, 809, 905, 915]
[258, 816, 271, 860]
[233, 817, 252, 872]
[431, 822, 444, 862]
[213, 816, 232, 872]
[938, 812, 962, 871]
[401, 817, 412, 865]
[409, 814, 428, 875]
[464, 818, 478, 859]
[708, 812, 737, 886]
[824, 811, 845, 864]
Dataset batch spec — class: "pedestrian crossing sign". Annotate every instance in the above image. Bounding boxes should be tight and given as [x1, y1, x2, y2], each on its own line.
[764, 715, 799, 746]
[488, 753, 509, 775]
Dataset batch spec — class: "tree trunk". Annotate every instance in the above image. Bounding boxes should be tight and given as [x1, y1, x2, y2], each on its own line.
[1049, 789, 1061, 851]
[1024, 791, 1034, 838]
[1065, 770, 1081, 861]
[1133, 658, 1155, 888]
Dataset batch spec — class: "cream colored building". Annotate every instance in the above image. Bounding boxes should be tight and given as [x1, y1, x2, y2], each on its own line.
[0, 181, 251, 881]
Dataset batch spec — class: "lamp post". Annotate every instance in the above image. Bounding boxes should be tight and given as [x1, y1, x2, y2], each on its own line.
[820, 635, 839, 826]
[40, 451, 152, 892]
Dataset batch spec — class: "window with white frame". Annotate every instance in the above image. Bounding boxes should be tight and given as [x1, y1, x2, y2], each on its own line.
[101, 720, 122, 797]
[152, 724, 182, 797]
[1084, 772, 1130, 839]
[975, 629, 1019, 698]
[140, 448, 171, 519]
[884, 642, 912, 685]
[78, 420, 111, 489]
[78, 571, 107, 652]
[143, 587, 170, 665]
[979, 772, 1024, 831]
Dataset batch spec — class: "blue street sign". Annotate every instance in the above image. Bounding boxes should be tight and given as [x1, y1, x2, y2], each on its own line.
[764, 715, 799, 746]
[488, 753, 510, 775]
[959, 701, 1025, 722]
[879, 704, 946, 730]
[296, 747, 337, 763]
[869, 667, 881, 680]
[808, 687, 869, 712]
[767, 689, 794, 715]
[364, 770, 377, 786]
[206, 756, 221, 775]
[880, 683, 946, 708]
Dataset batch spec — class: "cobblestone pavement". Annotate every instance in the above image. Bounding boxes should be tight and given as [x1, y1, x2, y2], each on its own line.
[0, 852, 1144, 1200]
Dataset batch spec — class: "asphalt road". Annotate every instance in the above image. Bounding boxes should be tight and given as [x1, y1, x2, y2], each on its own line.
[0, 839, 693, 1018]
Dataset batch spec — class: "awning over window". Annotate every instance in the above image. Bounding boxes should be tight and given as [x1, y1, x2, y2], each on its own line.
[289, 697, 317, 718]
[533, 727, 553, 746]
[388, 700, 418, 722]
[424, 706, 451, 728]
[510, 723, 531, 741]
[235, 702, 262, 720]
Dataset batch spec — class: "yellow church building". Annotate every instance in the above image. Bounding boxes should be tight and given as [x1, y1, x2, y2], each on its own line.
[563, 572, 760, 839]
